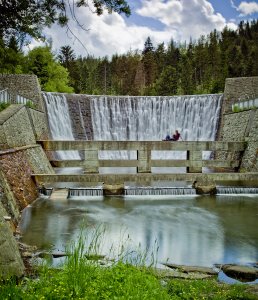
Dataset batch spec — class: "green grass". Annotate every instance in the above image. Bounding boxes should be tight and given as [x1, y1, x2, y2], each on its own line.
[0, 226, 256, 299]
[0, 102, 10, 112]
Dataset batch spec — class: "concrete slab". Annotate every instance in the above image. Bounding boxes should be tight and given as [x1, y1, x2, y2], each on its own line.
[49, 188, 69, 200]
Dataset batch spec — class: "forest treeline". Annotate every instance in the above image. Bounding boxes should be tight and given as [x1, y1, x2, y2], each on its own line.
[0, 20, 258, 95]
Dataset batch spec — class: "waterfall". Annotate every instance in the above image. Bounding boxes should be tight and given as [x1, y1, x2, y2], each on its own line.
[90, 94, 222, 161]
[43, 92, 222, 173]
[43, 92, 80, 160]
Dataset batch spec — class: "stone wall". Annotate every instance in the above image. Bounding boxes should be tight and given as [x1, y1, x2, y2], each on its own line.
[0, 202, 25, 279]
[0, 103, 53, 278]
[217, 77, 258, 171]
[0, 105, 36, 149]
[66, 94, 93, 140]
[0, 74, 44, 111]
[222, 76, 258, 114]
[0, 105, 49, 150]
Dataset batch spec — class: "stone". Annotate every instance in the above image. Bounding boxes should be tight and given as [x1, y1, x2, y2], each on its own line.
[221, 264, 258, 282]
[0, 202, 25, 279]
[155, 268, 213, 280]
[103, 183, 124, 196]
[163, 263, 218, 275]
[192, 179, 217, 194]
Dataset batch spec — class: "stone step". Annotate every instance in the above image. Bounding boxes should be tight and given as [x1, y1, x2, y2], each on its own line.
[49, 188, 69, 200]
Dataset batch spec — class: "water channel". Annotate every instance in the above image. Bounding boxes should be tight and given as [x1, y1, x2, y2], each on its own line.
[19, 194, 258, 268]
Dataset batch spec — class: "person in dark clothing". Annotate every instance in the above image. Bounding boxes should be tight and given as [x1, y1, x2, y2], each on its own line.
[171, 130, 181, 141]
[163, 130, 181, 141]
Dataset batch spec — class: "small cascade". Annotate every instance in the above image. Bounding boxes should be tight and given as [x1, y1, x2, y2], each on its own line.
[217, 187, 258, 194]
[125, 187, 196, 196]
[43, 92, 80, 160]
[69, 188, 103, 197]
[38, 187, 53, 197]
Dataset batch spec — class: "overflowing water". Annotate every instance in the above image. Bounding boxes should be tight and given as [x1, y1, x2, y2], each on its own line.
[43, 92, 80, 160]
[90, 95, 222, 161]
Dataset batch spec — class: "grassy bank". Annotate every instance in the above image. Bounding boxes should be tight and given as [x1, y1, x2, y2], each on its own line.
[1, 262, 256, 299]
[1, 228, 256, 299]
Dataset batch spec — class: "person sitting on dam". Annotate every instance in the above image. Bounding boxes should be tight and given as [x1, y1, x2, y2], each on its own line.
[163, 130, 182, 141]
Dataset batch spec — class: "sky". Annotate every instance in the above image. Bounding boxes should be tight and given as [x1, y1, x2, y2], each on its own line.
[29, 0, 258, 58]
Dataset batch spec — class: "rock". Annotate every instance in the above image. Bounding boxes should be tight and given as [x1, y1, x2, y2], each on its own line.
[155, 268, 213, 280]
[103, 183, 124, 196]
[192, 179, 217, 194]
[0, 202, 25, 279]
[52, 252, 69, 258]
[221, 264, 258, 282]
[163, 263, 218, 275]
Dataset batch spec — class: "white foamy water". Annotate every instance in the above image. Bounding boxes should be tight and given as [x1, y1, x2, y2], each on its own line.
[43, 92, 80, 160]
[90, 94, 222, 162]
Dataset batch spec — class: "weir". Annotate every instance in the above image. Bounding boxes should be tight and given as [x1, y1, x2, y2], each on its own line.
[38, 92, 258, 196]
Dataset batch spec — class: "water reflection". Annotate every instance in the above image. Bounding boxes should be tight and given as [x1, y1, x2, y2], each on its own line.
[19, 195, 258, 267]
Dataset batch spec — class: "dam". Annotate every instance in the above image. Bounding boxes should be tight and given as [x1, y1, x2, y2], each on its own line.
[0, 74, 258, 277]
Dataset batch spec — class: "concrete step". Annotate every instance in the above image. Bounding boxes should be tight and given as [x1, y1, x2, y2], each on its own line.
[49, 188, 69, 200]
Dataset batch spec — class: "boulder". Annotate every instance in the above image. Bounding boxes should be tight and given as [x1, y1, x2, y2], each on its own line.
[221, 264, 258, 282]
[192, 179, 217, 195]
[103, 183, 124, 196]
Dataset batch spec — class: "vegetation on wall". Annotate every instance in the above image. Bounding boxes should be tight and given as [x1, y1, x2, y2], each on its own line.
[0, 20, 258, 94]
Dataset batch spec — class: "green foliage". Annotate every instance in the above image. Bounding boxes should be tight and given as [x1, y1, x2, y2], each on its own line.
[25, 100, 35, 109]
[0, 20, 258, 96]
[232, 104, 240, 113]
[0, 102, 10, 112]
[0, 1, 130, 40]
[25, 46, 73, 93]
[166, 278, 256, 300]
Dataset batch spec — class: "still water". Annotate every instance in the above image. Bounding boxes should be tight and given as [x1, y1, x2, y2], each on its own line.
[19, 194, 258, 267]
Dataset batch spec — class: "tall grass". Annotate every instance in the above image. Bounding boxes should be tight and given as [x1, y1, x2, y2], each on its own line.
[0, 223, 256, 299]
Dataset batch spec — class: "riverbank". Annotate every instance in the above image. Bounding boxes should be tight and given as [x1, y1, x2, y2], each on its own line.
[2, 229, 257, 300]
[1, 251, 257, 299]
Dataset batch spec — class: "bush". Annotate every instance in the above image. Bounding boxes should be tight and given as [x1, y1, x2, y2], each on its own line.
[0, 102, 10, 112]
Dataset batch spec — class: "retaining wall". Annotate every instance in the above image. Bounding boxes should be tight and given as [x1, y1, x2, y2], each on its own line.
[0, 74, 44, 111]
[218, 77, 258, 171]
[0, 104, 53, 278]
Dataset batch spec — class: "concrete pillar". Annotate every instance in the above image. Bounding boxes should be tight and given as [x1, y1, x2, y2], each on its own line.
[187, 150, 202, 173]
[84, 150, 99, 173]
[137, 149, 151, 173]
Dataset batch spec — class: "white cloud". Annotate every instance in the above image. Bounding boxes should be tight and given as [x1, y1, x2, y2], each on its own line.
[136, 0, 237, 42]
[28, 0, 238, 58]
[39, 6, 171, 58]
[237, 1, 258, 16]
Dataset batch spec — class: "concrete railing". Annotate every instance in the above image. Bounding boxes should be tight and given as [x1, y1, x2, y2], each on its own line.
[38, 140, 246, 174]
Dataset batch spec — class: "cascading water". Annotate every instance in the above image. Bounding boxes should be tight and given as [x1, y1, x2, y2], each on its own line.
[91, 95, 222, 142]
[43, 92, 80, 160]
[43, 92, 222, 190]
[90, 94, 222, 164]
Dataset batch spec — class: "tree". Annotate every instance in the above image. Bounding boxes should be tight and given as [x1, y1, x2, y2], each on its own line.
[142, 37, 157, 92]
[58, 45, 76, 69]
[25, 46, 73, 93]
[0, 0, 130, 41]
[154, 66, 178, 95]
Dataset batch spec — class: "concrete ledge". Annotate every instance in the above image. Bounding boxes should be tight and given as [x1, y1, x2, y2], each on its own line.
[33, 173, 258, 184]
[38, 140, 246, 151]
